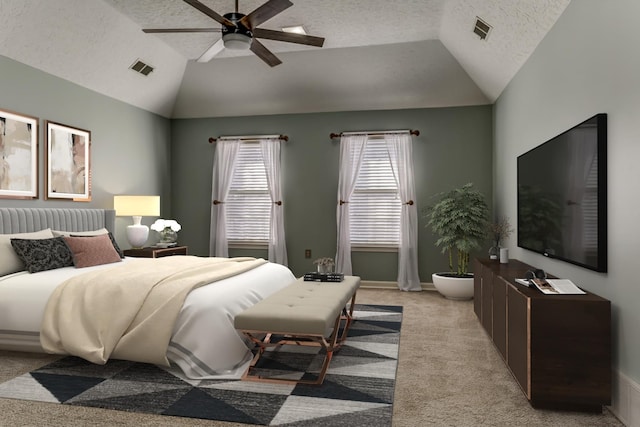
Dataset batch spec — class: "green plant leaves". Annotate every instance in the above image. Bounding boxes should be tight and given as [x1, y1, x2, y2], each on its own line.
[423, 183, 489, 275]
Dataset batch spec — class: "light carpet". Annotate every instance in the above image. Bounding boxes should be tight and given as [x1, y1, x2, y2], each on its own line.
[0, 304, 402, 426]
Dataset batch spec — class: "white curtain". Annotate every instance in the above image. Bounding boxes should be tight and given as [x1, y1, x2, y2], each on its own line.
[260, 138, 288, 265]
[563, 128, 597, 262]
[209, 140, 240, 257]
[385, 133, 421, 291]
[335, 134, 368, 275]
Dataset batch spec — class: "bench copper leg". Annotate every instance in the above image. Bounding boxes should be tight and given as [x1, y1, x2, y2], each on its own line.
[239, 292, 357, 386]
[337, 291, 357, 347]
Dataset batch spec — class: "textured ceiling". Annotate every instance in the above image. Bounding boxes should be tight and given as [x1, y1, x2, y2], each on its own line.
[0, 0, 571, 118]
[103, 0, 446, 59]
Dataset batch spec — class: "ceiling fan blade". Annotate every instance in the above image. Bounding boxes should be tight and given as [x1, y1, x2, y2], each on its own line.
[250, 39, 282, 67]
[197, 38, 225, 62]
[239, 0, 293, 29]
[183, 0, 235, 27]
[253, 28, 324, 47]
[143, 28, 219, 33]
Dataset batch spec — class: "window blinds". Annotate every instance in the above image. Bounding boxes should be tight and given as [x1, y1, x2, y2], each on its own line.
[350, 138, 401, 247]
[226, 142, 271, 243]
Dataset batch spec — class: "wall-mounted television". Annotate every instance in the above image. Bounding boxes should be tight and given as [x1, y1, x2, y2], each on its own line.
[517, 113, 607, 272]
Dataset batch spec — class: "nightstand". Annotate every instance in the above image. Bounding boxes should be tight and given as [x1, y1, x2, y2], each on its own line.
[123, 246, 188, 258]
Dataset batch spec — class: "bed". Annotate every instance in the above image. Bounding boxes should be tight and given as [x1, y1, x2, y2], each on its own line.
[0, 208, 295, 379]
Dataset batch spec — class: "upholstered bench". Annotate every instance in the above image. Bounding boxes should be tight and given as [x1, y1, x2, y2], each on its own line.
[234, 275, 361, 385]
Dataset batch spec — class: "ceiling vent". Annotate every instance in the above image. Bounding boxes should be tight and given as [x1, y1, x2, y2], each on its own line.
[129, 59, 154, 76]
[473, 17, 492, 40]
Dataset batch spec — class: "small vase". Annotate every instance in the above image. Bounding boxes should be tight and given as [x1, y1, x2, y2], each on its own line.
[317, 264, 333, 274]
[159, 227, 178, 245]
[489, 245, 499, 260]
[500, 248, 509, 264]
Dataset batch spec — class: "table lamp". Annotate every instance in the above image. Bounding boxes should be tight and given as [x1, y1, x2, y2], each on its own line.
[113, 195, 160, 248]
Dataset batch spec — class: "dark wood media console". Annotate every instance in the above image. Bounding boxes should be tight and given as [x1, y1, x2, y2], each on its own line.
[473, 258, 611, 412]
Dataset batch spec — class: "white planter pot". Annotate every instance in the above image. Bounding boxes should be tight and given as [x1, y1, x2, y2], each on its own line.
[432, 273, 474, 300]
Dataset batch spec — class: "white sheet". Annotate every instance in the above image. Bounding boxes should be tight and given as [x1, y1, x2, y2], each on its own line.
[0, 257, 295, 379]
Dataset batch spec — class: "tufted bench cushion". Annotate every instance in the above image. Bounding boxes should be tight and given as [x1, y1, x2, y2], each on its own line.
[234, 275, 361, 385]
[234, 276, 360, 336]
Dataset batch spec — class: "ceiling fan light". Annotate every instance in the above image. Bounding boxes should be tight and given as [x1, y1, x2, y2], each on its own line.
[223, 33, 251, 50]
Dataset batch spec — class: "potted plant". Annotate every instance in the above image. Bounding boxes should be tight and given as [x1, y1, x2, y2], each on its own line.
[423, 183, 489, 300]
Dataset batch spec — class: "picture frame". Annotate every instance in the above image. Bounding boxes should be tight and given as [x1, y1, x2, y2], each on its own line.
[45, 121, 91, 201]
[0, 108, 39, 199]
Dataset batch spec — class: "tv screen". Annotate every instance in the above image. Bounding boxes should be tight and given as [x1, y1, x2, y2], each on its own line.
[517, 113, 607, 272]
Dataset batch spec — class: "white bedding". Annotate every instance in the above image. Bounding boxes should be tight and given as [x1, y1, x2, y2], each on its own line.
[0, 257, 295, 379]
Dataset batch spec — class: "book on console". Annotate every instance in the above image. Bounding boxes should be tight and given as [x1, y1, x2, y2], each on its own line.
[531, 278, 586, 295]
[514, 278, 532, 287]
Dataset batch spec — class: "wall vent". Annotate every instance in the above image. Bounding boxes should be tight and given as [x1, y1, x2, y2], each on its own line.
[130, 59, 154, 76]
[473, 17, 492, 40]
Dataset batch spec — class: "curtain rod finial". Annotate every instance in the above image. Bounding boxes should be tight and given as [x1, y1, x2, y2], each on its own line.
[209, 137, 215, 143]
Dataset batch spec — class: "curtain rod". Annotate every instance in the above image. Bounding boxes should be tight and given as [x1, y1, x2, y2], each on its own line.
[329, 129, 420, 139]
[208, 134, 288, 143]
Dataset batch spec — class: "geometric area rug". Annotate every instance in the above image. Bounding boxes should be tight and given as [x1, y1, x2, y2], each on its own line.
[0, 304, 402, 426]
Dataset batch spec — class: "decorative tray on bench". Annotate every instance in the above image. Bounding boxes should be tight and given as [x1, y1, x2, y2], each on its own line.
[303, 272, 344, 282]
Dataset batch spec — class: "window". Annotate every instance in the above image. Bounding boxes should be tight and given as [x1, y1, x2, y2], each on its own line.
[226, 142, 271, 244]
[336, 131, 419, 288]
[349, 138, 401, 248]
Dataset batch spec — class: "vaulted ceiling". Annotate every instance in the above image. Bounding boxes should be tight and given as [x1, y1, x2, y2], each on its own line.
[0, 0, 570, 118]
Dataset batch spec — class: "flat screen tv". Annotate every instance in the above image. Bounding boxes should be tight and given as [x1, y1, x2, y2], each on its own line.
[517, 113, 607, 272]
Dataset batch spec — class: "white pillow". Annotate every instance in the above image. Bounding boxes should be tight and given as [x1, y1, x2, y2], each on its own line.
[52, 228, 108, 237]
[0, 228, 55, 276]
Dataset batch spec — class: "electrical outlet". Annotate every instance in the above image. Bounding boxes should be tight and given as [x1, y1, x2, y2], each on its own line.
[305, 249, 311, 258]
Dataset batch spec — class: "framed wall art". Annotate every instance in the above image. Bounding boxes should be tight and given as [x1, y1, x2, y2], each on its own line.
[45, 121, 91, 201]
[0, 108, 38, 199]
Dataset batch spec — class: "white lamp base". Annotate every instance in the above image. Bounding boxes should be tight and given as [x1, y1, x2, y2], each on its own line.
[127, 215, 149, 249]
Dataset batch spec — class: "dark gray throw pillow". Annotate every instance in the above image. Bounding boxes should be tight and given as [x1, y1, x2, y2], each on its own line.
[107, 232, 125, 258]
[10, 237, 74, 273]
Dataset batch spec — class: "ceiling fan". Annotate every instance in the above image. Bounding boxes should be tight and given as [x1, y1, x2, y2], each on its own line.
[142, 0, 325, 67]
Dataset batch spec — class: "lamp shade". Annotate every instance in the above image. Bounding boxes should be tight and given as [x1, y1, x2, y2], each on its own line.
[223, 33, 251, 50]
[113, 195, 160, 249]
[113, 195, 160, 217]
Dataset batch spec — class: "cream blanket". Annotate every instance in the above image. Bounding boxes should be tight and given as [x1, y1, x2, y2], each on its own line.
[40, 256, 266, 366]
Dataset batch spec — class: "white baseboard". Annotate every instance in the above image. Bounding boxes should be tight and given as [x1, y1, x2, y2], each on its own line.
[359, 280, 436, 291]
[610, 369, 640, 426]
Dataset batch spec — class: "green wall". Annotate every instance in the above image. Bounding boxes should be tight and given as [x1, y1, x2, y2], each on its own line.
[0, 54, 172, 247]
[493, 0, 640, 393]
[171, 106, 493, 280]
[0, 52, 493, 281]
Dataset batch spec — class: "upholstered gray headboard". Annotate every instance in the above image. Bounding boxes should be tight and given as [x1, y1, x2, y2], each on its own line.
[0, 208, 115, 234]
